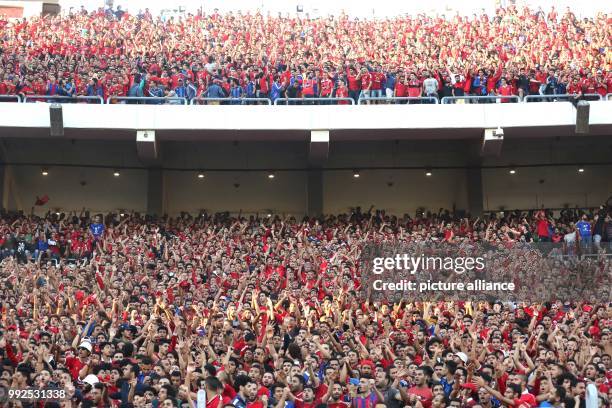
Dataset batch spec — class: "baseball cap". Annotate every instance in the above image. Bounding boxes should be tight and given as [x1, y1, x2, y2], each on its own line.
[455, 352, 468, 364]
[83, 374, 99, 386]
[79, 340, 93, 353]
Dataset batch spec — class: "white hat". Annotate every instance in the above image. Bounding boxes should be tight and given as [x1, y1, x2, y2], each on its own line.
[78, 340, 92, 353]
[455, 352, 468, 364]
[83, 374, 99, 386]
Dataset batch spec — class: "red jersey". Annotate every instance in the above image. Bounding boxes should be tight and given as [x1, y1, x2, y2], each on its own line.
[302, 79, 315, 96]
[360, 72, 372, 90]
[65, 356, 86, 381]
[498, 84, 514, 102]
[407, 79, 421, 97]
[346, 74, 361, 91]
[320, 78, 333, 96]
[371, 72, 385, 90]
[336, 85, 349, 104]
[395, 81, 407, 97]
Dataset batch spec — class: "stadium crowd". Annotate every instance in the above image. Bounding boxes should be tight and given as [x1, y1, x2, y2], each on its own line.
[0, 206, 610, 408]
[0, 5, 611, 104]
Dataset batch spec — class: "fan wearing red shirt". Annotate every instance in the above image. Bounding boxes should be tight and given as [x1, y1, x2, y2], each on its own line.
[346, 67, 361, 103]
[65, 340, 93, 381]
[370, 65, 385, 99]
[357, 68, 372, 103]
[295, 386, 319, 408]
[395, 74, 407, 98]
[497, 78, 515, 103]
[322, 382, 349, 408]
[336, 80, 349, 105]
[320, 76, 333, 101]
[406, 367, 433, 408]
[407, 73, 422, 99]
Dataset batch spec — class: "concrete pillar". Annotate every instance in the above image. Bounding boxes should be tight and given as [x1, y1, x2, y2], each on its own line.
[466, 167, 484, 217]
[147, 168, 164, 216]
[307, 169, 323, 217]
[0, 164, 5, 212]
[466, 142, 484, 216]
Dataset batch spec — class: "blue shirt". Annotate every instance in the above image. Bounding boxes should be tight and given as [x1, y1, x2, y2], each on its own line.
[231, 394, 247, 408]
[230, 86, 244, 99]
[90, 223, 105, 238]
[206, 84, 226, 98]
[270, 82, 284, 101]
[385, 74, 396, 90]
[439, 377, 453, 396]
[174, 86, 187, 98]
[576, 220, 591, 237]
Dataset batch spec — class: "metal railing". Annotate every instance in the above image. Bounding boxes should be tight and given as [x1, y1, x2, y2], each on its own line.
[106, 96, 188, 105]
[2, 92, 609, 105]
[441, 95, 520, 104]
[23, 95, 104, 104]
[274, 97, 355, 105]
[523, 93, 603, 102]
[0, 94, 21, 102]
[358, 96, 438, 104]
[191, 97, 272, 105]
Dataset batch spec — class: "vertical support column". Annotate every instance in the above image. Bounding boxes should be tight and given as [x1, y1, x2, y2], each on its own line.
[308, 130, 329, 217]
[0, 164, 5, 212]
[466, 167, 484, 217]
[307, 169, 323, 217]
[147, 168, 163, 216]
[466, 141, 484, 217]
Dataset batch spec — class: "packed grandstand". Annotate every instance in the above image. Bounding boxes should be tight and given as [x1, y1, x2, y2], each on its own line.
[0, 206, 610, 407]
[0, 5, 610, 103]
[1, 2, 612, 408]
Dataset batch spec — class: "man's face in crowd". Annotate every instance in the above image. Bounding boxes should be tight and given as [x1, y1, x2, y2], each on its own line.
[262, 372, 274, 386]
[414, 369, 427, 386]
[303, 388, 315, 402]
[325, 383, 341, 400]
[573, 381, 586, 397]
[246, 382, 258, 401]
[374, 371, 388, 388]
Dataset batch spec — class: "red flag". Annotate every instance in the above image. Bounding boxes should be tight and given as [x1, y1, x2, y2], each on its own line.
[34, 195, 49, 206]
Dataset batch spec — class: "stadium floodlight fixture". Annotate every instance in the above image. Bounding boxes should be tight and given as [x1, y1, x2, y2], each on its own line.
[113, 170, 121, 177]
[353, 170, 360, 178]
[41, 168, 49, 176]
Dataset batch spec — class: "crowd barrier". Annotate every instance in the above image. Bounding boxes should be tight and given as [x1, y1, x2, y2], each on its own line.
[523, 94, 603, 102]
[358, 96, 438, 104]
[274, 97, 355, 105]
[23, 95, 104, 104]
[0, 94, 21, 102]
[191, 97, 272, 105]
[106, 96, 188, 105]
[441, 95, 521, 104]
[2, 94, 610, 105]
